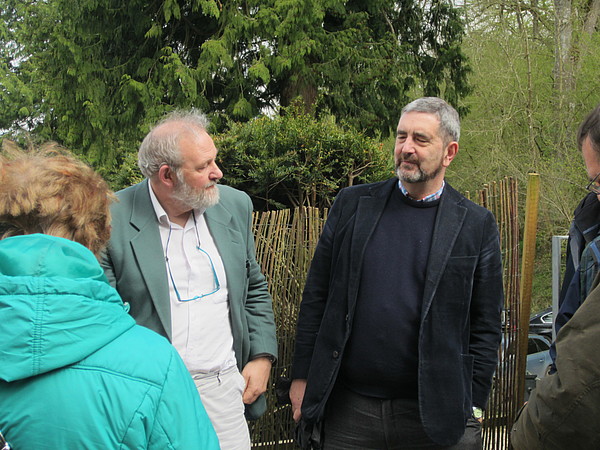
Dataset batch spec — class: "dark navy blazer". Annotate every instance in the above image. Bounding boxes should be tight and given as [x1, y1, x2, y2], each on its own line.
[292, 178, 503, 447]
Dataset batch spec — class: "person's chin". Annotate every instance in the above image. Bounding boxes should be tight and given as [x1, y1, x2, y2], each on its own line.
[206, 190, 220, 206]
[397, 168, 417, 181]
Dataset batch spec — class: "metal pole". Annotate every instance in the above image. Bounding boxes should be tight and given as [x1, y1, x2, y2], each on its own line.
[552, 235, 568, 341]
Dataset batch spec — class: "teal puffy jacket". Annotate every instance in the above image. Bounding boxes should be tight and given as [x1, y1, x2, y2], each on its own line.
[0, 234, 220, 449]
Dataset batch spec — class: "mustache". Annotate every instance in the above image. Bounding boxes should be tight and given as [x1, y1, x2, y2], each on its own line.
[399, 155, 418, 163]
[396, 155, 419, 167]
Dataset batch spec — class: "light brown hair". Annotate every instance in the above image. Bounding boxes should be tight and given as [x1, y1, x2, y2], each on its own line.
[0, 142, 115, 256]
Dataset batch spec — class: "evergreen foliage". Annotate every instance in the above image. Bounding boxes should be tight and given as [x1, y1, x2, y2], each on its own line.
[0, 0, 470, 165]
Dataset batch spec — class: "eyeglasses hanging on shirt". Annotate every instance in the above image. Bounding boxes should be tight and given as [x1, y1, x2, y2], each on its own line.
[165, 211, 221, 302]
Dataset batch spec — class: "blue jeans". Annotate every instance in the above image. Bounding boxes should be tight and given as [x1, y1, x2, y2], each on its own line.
[322, 383, 481, 450]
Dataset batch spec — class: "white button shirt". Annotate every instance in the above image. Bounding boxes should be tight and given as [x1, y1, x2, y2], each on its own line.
[149, 183, 237, 373]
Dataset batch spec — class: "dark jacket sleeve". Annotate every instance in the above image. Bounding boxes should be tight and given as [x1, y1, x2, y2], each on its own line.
[291, 189, 348, 379]
[469, 212, 504, 409]
[511, 272, 600, 449]
[549, 270, 583, 371]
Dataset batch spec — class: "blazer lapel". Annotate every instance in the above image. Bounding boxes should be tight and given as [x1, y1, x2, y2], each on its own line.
[129, 180, 172, 338]
[203, 202, 239, 297]
[421, 185, 467, 320]
[203, 199, 247, 305]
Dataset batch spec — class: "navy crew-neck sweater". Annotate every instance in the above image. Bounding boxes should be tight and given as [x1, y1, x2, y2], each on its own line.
[339, 185, 440, 399]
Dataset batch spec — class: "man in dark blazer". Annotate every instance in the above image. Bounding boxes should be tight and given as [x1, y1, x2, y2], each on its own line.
[290, 97, 503, 449]
[102, 110, 277, 449]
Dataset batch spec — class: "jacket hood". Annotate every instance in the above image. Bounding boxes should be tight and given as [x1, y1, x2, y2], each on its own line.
[0, 234, 135, 382]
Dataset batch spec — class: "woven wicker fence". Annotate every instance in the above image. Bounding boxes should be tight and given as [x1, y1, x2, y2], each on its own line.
[472, 178, 523, 450]
[250, 177, 524, 449]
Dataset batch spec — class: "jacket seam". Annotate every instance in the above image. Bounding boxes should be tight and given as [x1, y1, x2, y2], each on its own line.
[146, 350, 176, 448]
[31, 279, 45, 376]
[68, 365, 163, 389]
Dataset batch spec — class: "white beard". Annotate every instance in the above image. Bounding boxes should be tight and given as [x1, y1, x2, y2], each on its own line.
[172, 176, 220, 211]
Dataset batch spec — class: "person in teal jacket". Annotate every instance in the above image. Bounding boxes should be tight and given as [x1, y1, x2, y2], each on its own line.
[0, 146, 220, 449]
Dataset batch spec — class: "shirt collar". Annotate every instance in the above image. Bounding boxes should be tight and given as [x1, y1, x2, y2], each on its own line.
[148, 180, 170, 226]
[398, 179, 445, 202]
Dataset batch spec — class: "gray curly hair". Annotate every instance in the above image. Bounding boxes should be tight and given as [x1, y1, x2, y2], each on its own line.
[138, 109, 211, 178]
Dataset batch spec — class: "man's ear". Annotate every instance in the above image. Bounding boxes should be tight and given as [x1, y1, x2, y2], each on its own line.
[443, 142, 458, 167]
[157, 165, 176, 187]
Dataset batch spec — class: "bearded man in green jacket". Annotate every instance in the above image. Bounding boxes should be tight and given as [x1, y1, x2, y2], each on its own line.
[101, 110, 277, 449]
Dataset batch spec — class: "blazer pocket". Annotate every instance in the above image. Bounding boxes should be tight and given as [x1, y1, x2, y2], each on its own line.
[438, 256, 478, 309]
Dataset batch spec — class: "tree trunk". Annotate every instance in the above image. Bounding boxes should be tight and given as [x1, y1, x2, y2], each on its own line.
[553, 0, 573, 93]
[583, 0, 600, 35]
[280, 74, 317, 115]
[574, 0, 600, 75]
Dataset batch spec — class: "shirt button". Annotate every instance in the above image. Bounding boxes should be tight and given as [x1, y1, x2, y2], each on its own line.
[333, 350, 339, 358]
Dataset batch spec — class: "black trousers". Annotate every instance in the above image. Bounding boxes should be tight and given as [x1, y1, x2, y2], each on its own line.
[322, 384, 482, 450]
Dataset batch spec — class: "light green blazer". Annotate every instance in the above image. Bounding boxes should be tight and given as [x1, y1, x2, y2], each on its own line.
[102, 179, 277, 419]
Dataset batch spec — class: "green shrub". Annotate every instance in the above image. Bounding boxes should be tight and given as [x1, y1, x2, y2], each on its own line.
[216, 109, 393, 210]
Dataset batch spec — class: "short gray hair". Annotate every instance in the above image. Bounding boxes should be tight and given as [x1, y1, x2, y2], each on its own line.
[138, 109, 211, 178]
[578, 103, 600, 155]
[401, 97, 460, 144]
